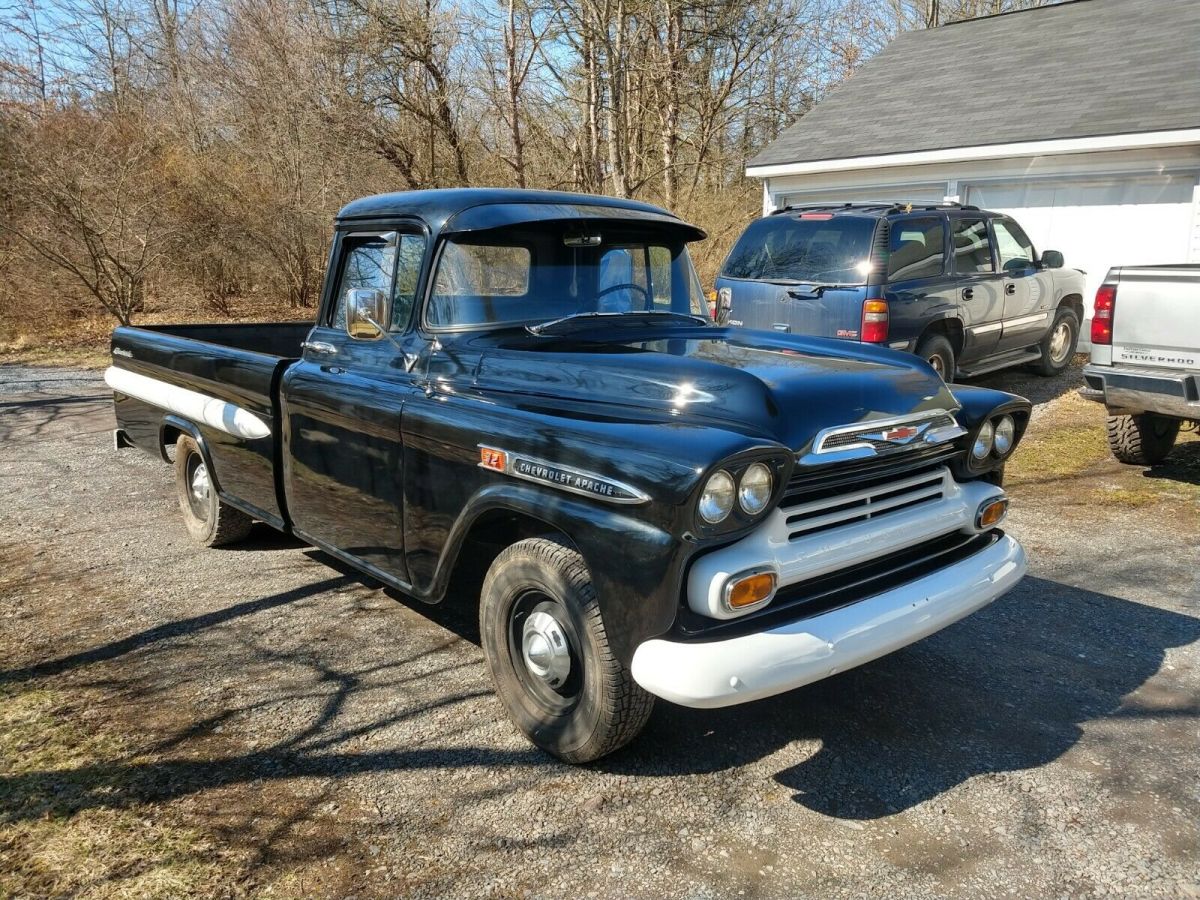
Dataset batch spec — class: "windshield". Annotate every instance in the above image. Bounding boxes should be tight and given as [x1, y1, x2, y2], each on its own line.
[425, 225, 707, 329]
[721, 215, 877, 284]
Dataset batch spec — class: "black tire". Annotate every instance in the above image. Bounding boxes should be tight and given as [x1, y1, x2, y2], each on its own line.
[1033, 305, 1079, 376]
[915, 333, 955, 380]
[1106, 413, 1180, 466]
[479, 536, 653, 764]
[174, 435, 254, 547]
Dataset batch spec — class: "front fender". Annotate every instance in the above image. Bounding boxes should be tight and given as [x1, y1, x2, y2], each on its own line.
[430, 481, 686, 665]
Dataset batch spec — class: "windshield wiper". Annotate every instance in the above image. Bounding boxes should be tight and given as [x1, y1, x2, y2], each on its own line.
[784, 282, 860, 295]
[527, 310, 707, 336]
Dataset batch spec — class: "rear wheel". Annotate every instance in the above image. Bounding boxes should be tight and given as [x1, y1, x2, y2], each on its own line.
[479, 536, 653, 764]
[915, 333, 955, 380]
[1106, 413, 1180, 466]
[174, 435, 254, 547]
[1033, 306, 1079, 376]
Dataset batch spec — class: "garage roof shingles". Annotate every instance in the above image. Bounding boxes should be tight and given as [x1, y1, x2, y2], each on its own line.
[750, 0, 1200, 168]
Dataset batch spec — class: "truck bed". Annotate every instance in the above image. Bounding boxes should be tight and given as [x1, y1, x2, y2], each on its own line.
[108, 321, 313, 528]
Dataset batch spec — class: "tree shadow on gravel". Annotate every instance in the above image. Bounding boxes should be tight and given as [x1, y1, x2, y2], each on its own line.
[602, 574, 1200, 819]
[3, 566, 1196, 833]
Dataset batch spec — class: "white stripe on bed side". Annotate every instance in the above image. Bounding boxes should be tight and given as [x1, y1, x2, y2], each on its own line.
[104, 366, 272, 440]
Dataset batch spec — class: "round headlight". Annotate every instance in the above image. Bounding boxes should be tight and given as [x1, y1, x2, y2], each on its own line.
[698, 470, 736, 524]
[972, 420, 995, 460]
[738, 463, 773, 515]
[993, 415, 1016, 456]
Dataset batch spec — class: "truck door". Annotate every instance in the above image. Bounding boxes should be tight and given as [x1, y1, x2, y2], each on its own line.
[281, 227, 427, 585]
[949, 215, 1004, 364]
[992, 217, 1049, 353]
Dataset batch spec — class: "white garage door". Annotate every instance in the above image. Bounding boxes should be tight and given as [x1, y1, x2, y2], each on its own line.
[965, 174, 1199, 337]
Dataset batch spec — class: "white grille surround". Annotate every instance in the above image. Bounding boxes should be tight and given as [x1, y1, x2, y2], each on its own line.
[685, 468, 1004, 620]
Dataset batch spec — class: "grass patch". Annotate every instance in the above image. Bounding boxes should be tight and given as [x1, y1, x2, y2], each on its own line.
[1006, 392, 1110, 485]
[0, 685, 241, 899]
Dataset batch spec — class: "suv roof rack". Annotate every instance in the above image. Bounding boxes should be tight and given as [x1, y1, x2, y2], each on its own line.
[771, 201, 981, 216]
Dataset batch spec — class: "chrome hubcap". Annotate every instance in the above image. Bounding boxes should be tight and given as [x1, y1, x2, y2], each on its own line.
[190, 463, 210, 504]
[929, 354, 945, 375]
[521, 610, 572, 688]
[1050, 322, 1071, 362]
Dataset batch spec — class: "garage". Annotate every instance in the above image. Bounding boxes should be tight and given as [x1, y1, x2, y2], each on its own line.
[747, 0, 1200, 344]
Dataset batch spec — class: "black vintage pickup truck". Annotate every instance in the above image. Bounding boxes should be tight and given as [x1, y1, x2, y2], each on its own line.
[109, 188, 1030, 763]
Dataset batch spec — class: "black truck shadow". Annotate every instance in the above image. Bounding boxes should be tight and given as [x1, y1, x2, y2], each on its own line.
[1144, 439, 1200, 487]
[604, 575, 1199, 818]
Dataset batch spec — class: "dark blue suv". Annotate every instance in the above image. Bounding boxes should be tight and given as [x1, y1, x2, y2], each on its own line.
[714, 202, 1085, 379]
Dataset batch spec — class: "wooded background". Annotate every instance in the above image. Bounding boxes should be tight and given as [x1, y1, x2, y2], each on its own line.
[0, 0, 1055, 347]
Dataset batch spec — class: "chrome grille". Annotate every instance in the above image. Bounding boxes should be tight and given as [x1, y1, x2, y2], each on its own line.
[780, 467, 948, 539]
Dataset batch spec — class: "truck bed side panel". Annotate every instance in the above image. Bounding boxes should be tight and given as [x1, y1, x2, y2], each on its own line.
[110, 325, 299, 527]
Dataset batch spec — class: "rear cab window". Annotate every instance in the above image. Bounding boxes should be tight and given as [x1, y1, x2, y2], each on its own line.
[886, 216, 946, 281]
[721, 214, 877, 284]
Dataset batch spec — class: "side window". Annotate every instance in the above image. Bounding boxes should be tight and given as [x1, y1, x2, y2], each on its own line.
[886, 217, 945, 281]
[330, 233, 426, 332]
[950, 217, 995, 274]
[332, 237, 395, 331]
[992, 219, 1035, 273]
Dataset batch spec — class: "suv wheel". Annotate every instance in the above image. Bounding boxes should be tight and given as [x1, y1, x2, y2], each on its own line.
[1106, 413, 1179, 465]
[174, 435, 254, 546]
[915, 333, 955, 380]
[479, 536, 653, 763]
[1033, 306, 1079, 376]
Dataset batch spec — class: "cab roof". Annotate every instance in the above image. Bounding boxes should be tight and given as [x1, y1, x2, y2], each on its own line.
[336, 188, 706, 240]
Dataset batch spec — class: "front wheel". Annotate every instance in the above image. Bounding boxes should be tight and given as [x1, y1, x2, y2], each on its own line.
[479, 537, 653, 764]
[174, 435, 254, 547]
[1033, 306, 1079, 376]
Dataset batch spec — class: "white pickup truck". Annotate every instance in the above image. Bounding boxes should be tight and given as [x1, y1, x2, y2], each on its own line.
[1082, 265, 1199, 464]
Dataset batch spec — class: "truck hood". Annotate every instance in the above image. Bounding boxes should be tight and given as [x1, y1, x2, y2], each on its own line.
[457, 325, 957, 452]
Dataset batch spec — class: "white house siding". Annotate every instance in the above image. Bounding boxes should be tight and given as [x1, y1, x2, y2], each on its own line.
[760, 144, 1200, 344]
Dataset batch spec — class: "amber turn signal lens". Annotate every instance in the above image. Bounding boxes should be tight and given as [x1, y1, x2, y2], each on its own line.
[479, 447, 507, 471]
[725, 570, 777, 611]
[976, 497, 1009, 530]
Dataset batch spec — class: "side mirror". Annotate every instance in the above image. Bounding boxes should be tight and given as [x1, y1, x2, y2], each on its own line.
[346, 288, 390, 339]
[1040, 250, 1064, 269]
[716, 286, 733, 325]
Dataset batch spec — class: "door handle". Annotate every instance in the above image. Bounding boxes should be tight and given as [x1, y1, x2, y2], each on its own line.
[1004, 283, 1016, 295]
[962, 288, 974, 301]
[301, 340, 337, 356]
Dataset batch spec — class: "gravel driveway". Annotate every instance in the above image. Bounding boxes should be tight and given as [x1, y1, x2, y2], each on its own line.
[2, 362, 1198, 898]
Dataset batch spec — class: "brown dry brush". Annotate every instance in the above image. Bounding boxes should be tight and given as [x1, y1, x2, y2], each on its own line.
[0, 0, 1057, 341]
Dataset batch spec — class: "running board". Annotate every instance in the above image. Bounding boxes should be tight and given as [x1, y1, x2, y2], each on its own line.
[956, 349, 1043, 378]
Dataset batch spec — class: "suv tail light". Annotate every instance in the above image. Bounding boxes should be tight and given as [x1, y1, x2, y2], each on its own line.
[861, 299, 889, 343]
[1092, 284, 1116, 345]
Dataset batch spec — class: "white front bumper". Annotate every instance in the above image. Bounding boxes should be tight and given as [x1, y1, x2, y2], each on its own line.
[631, 532, 1026, 708]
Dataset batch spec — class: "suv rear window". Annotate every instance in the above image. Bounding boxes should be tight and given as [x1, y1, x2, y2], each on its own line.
[721, 215, 876, 284]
